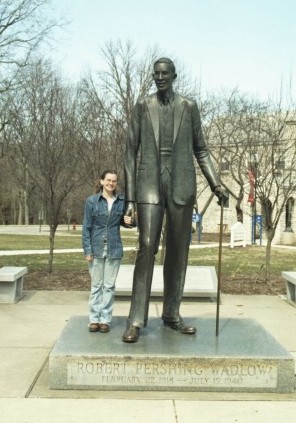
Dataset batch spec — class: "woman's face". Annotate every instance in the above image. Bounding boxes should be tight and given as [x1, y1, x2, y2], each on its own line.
[100, 173, 118, 194]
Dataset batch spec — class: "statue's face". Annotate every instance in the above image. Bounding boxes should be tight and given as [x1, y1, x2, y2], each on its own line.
[153, 62, 176, 92]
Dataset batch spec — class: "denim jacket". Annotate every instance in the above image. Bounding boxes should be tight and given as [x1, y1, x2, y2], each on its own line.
[82, 192, 125, 259]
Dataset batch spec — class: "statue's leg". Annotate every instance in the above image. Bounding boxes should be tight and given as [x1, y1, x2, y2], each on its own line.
[162, 200, 193, 322]
[128, 203, 163, 327]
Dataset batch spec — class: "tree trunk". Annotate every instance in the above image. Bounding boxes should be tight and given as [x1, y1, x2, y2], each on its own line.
[235, 204, 243, 222]
[265, 238, 272, 281]
[17, 192, 23, 225]
[264, 229, 275, 281]
[0, 207, 4, 224]
[24, 189, 29, 225]
[236, 189, 244, 222]
[200, 192, 215, 215]
[47, 225, 56, 273]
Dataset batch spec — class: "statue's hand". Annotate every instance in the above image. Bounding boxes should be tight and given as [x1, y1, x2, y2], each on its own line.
[124, 201, 136, 227]
[124, 201, 135, 216]
[214, 186, 229, 207]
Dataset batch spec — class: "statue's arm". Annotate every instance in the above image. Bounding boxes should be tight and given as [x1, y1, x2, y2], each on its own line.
[191, 101, 228, 205]
[191, 101, 221, 191]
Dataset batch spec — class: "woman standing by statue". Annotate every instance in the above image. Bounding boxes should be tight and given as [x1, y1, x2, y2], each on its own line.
[82, 169, 132, 333]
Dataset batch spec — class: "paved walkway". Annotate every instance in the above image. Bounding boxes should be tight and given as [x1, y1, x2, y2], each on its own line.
[1, 225, 296, 421]
[0, 290, 296, 422]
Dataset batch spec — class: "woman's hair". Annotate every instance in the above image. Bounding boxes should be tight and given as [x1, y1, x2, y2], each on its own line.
[94, 169, 118, 193]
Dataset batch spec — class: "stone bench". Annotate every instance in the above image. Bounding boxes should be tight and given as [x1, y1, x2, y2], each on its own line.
[0, 266, 27, 303]
[281, 271, 296, 302]
[115, 265, 217, 298]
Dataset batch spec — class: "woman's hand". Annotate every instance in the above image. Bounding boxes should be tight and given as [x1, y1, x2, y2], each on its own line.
[85, 255, 93, 262]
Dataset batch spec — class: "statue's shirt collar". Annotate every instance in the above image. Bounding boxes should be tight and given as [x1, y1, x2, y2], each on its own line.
[157, 92, 174, 107]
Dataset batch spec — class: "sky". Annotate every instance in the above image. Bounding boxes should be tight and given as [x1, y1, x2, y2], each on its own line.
[47, 0, 296, 102]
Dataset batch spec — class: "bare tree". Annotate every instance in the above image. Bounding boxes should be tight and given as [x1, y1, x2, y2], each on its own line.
[253, 109, 296, 278]
[0, 0, 62, 167]
[7, 60, 84, 271]
[203, 89, 296, 279]
[78, 40, 160, 186]
[99, 40, 158, 121]
[77, 76, 119, 188]
[202, 90, 269, 221]
[0, 0, 59, 90]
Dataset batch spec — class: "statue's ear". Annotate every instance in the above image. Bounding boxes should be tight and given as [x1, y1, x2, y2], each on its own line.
[173, 73, 177, 80]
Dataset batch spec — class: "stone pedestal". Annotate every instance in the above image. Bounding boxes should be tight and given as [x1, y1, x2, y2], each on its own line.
[49, 316, 295, 393]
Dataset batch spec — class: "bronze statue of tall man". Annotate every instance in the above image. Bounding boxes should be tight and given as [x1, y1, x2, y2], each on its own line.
[123, 57, 227, 342]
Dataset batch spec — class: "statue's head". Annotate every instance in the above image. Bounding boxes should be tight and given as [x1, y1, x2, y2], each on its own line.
[153, 57, 176, 74]
[153, 57, 177, 92]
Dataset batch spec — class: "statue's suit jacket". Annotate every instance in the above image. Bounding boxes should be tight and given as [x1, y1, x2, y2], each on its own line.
[125, 92, 220, 206]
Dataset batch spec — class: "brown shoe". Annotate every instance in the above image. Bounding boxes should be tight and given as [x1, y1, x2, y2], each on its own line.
[89, 323, 100, 332]
[99, 323, 110, 333]
[122, 324, 140, 343]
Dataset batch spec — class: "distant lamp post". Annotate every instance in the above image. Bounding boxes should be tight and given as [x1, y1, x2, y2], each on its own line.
[252, 153, 259, 244]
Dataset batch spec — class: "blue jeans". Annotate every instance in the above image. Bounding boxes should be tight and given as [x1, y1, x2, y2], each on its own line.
[88, 256, 121, 324]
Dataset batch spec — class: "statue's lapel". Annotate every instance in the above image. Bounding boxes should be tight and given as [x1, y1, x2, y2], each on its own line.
[173, 94, 185, 143]
[147, 94, 159, 146]
[147, 93, 185, 146]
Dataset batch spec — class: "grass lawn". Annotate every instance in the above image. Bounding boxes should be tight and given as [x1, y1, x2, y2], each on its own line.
[0, 233, 295, 280]
[0, 231, 138, 250]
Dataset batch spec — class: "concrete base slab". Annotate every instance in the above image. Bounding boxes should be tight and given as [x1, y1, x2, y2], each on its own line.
[49, 316, 295, 393]
[115, 265, 217, 298]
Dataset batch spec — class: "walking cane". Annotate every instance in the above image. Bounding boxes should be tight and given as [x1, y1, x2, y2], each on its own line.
[215, 192, 228, 337]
